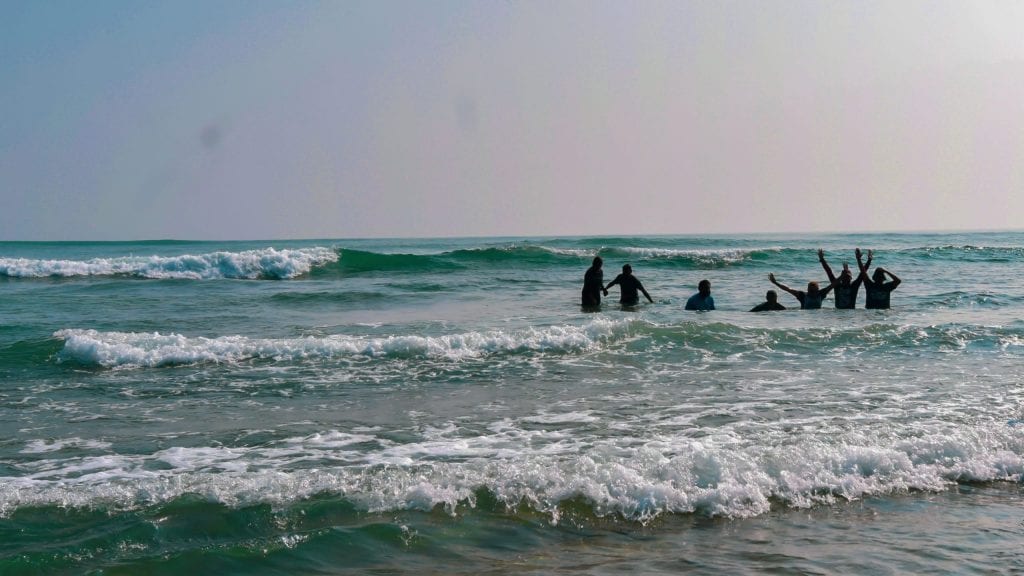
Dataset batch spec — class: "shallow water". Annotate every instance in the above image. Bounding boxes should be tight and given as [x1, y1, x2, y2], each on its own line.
[2, 233, 1023, 573]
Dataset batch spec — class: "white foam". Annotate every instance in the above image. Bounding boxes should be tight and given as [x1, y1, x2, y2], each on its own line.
[537, 246, 596, 257]
[2, 423, 1022, 522]
[0, 247, 337, 279]
[20, 438, 113, 454]
[54, 318, 634, 368]
[521, 411, 600, 424]
[615, 246, 776, 264]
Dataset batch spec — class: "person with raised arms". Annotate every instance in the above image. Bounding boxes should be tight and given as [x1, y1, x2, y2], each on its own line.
[818, 248, 866, 309]
[768, 271, 834, 310]
[857, 248, 902, 309]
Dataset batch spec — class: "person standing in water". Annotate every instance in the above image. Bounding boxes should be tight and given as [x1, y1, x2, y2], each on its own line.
[581, 256, 609, 307]
[768, 272, 833, 309]
[684, 279, 715, 310]
[857, 248, 902, 309]
[605, 264, 653, 306]
[750, 290, 786, 312]
[818, 249, 865, 309]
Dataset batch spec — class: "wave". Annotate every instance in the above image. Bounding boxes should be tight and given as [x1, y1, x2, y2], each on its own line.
[53, 319, 635, 368]
[0, 247, 338, 279]
[599, 246, 784, 267]
[51, 320, 1024, 370]
[888, 245, 1024, 263]
[320, 245, 791, 275]
[0, 338, 66, 369]
[2, 423, 1021, 522]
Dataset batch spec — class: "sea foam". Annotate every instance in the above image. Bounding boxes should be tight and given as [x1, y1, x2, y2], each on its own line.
[2, 424, 1022, 522]
[54, 318, 634, 368]
[0, 247, 338, 279]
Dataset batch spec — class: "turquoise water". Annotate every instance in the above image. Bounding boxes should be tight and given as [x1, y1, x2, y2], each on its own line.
[2, 233, 1024, 574]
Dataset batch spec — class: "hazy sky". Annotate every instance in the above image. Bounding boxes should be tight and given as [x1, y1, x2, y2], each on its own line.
[3, 1, 1024, 240]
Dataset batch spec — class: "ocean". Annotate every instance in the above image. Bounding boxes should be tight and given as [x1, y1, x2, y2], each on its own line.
[1, 232, 1023, 574]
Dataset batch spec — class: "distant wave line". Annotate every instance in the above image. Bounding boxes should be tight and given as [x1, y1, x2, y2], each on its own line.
[0, 247, 338, 279]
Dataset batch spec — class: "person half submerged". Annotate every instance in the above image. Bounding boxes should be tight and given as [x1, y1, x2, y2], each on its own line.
[769, 272, 833, 309]
[750, 289, 786, 312]
[605, 264, 653, 306]
[819, 248, 865, 309]
[684, 279, 715, 310]
[581, 256, 609, 307]
[857, 248, 902, 309]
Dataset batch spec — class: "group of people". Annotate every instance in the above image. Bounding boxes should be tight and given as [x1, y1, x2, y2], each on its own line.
[582, 248, 901, 311]
[581, 257, 714, 310]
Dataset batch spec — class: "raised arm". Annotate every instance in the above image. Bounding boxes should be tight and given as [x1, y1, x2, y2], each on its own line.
[769, 273, 800, 298]
[855, 248, 873, 276]
[878, 267, 901, 289]
[818, 249, 837, 285]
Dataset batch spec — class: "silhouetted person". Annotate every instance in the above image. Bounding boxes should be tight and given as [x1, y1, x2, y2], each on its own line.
[857, 248, 901, 309]
[685, 279, 715, 310]
[581, 256, 609, 307]
[750, 290, 786, 312]
[819, 248, 865, 309]
[605, 264, 653, 305]
[769, 272, 833, 309]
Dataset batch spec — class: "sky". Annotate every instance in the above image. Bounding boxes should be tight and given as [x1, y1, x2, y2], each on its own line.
[2, 0, 1024, 240]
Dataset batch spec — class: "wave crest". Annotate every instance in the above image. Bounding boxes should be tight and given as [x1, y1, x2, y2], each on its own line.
[54, 319, 633, 368]
[0, 247, 338, 279]
[3, 426, 1021, 522]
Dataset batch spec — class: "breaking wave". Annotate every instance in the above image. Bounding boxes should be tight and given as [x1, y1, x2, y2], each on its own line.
[0, 247, 338, 279]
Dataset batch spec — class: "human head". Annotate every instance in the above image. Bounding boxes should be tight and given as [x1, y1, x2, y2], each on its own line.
[839, 268, 852, 285]
[766, 290, 778, 303]
[623, 264, 632, 274]
[698, 279, 711, 296]
[807, 281, 819, 294]
[873, 268, 885, 282]
[592, 256, 603, 268]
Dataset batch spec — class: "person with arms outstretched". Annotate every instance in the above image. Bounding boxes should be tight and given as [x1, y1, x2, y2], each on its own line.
[750, 289, 786, 312]
[857, 248, 901, 309]
[581, 256, 609, 307]
[685, 279, 715, 310]
[819, 249, 865, 309]
[769, 272, 833, 310]
[605, 264, 653, 306]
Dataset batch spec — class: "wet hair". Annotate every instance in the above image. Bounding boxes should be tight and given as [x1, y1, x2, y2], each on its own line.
[807, 281, 819, 292]
[698, 279, 711, 291]
[766, 290, 777, 302]
[623, 264, 632, 273]
[592, 256, 603, 267]
[873, 268, 885, 282]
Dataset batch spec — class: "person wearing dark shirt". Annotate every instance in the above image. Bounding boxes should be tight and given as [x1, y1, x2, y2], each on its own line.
[605, 264, 653, 305]
[581, 256, 609, 307]
[769, 272, 833, 309]
[857, 248, 901, 309]
[684, 279, 715, 310]
[750, 290, 786, 312]
[819, 248, 865, 309]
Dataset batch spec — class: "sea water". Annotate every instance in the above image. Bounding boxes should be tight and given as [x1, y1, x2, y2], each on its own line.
[1, 233, 1023, 574]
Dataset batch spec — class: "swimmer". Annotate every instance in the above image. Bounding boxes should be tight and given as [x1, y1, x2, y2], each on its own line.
[581, 256, 609, 307]
[819, 249, 865, 309]
[750, 289, 786, 312]
[605, 264, 653, 306]
[769, 272, 833, 310]
[857, 248, 901, 309]
[684, 279, 715, 310]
